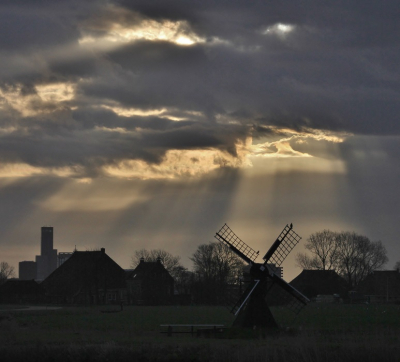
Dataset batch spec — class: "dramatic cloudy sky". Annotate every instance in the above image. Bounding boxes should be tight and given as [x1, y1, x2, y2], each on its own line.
[1, 1, 399, 280]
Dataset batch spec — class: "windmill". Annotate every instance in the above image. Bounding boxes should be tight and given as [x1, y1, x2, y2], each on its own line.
[214, 223, 309, 329]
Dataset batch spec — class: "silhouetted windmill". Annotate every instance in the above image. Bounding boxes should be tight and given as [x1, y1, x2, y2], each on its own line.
[215, 223, 309, 329]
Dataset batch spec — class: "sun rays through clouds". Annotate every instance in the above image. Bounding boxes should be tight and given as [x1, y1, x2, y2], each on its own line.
[1, 0, 400, 278]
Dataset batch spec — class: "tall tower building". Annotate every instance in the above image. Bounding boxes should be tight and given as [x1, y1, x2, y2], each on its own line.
[36, 227, 58, 280]
[41, 226, 54, 256]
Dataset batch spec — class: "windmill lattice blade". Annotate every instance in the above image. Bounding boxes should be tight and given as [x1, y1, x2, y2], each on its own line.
[215, 224, 259, 264]
[267, 274, 309, 315]
[263, 224, 301, 266]
[230, 280, 260, 315]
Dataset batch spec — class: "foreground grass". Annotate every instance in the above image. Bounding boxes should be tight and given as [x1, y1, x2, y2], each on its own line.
[0, 305, 233, 344]
[1, 304, 400, 361]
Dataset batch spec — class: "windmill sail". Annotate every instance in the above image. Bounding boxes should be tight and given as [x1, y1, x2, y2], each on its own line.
[263, 224, 301, 266]
[215, 223, 259, 264]
[267, 273, 309, 314]
[214, 223, 308, 329]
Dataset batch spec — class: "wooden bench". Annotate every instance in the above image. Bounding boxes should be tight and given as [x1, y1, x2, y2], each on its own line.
[160, 324, 225, 337]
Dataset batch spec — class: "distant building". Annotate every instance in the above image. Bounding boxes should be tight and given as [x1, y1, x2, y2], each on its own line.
[41, 248, 126, 304]
[19, 261, 37, 280]
[0, 279, 45, 304]
[35, 227, 57, 281]
[58, 252, 73, 267]
[357, 270, 400, 303]
[126, 258, 174, 305]
[290, 269, 348, 300]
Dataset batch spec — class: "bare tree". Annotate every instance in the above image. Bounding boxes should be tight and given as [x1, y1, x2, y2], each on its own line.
[190, 243, 216, 281]
[0, 261, 15, 285]
[296, 230, 388, 289]
[173, 266, 195, 295]
[335, 232, 388, 289]
[191, 242, 244, 284]
[190, 241, 245, 304]
[131, 249, 182, 279]
[296, 230, 339, 270]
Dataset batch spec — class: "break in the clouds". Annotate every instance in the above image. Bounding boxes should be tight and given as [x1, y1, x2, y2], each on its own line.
[1, 1, 400, 277]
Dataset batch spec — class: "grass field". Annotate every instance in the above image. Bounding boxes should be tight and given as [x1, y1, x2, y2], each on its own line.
[1, 303, 400, 361]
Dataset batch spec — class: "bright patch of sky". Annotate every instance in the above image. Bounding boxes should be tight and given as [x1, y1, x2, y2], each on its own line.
[262, 23, 296, 38]
[0, 163, 79, 178]
[0, 82, 76, 117]
[101, 104, 199, 121]
[36, 83, 75, 103]
[103, 146, 252, 180]
[79, 16, 205, 47]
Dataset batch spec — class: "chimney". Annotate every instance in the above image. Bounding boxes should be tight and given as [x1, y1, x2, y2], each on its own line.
[156, 256, 161, 264]
[140, 257, 145, 263]
[101, 248, 105, 253]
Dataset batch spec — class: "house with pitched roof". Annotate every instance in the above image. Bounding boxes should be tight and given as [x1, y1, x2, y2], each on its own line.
[41, 248, 126, 304]
[290, 269, 348, 300]
[126, 258, 174, 305]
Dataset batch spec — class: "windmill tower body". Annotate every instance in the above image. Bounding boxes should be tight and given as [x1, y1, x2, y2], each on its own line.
[232, 264, 278, 329]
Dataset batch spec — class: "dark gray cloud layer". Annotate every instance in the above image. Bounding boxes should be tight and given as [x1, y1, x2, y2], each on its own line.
[121, 1, 400, 50]
[1, 0, 399, 173]
[0, 1, 398, 180]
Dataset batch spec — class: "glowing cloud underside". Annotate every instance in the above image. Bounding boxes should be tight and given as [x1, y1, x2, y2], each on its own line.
[0, 125, 349, 180]
[101, 104, 202, 121]
[0, 83, 76, 117]
[36, 83, 75, 103]
[103, 147, 252, 180]
[79, 14, 205, 47]
[0, 163, 81, 178]
[0, 64, 350, 181]
[263, 23, 295, 36]
[249, 129, 348, 159]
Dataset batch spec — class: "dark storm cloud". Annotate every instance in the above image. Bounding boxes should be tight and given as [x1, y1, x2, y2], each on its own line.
[0, 129, 161, 176]
[119, 1, 400, 46]
[48, 55, 97, 79]
[109, 0, 400, 136]
[0, 0, 104, 51]
[71, 107, 208, 133]
[75, 16, 398, 137]
[0, 0, 400, 175]
[108, 40, 206, 71]
[0, 10, 77, 51]
[0, 104, 247, 175]
[80, 41, 223, 118]
[0, 1, 102, 85]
